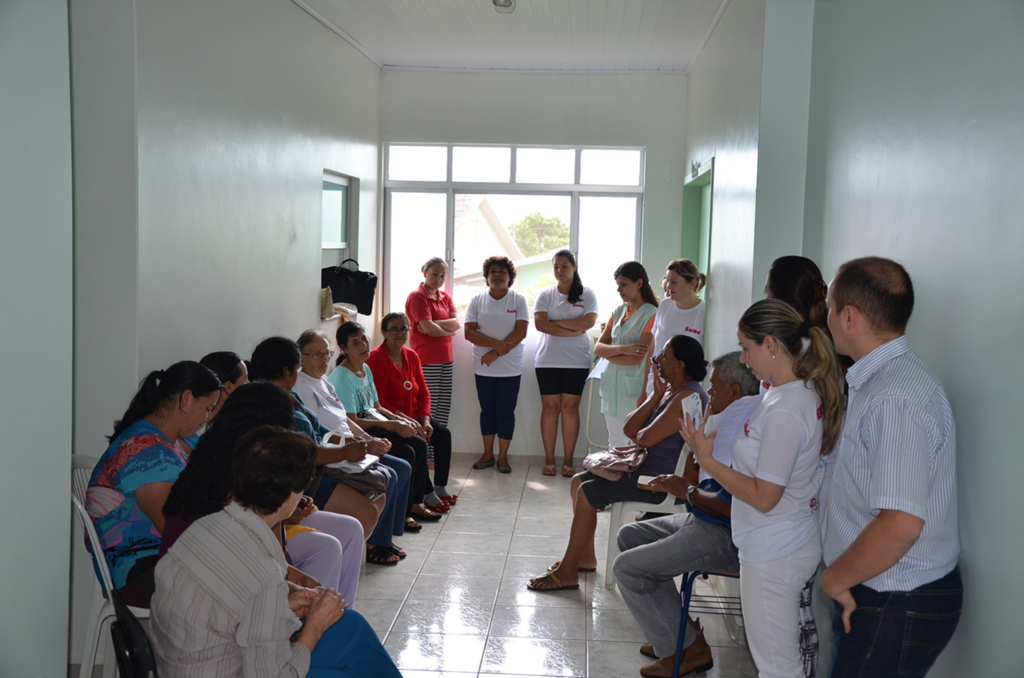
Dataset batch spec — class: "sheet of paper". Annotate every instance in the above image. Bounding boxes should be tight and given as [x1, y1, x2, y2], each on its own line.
[587, 357, 609, 381]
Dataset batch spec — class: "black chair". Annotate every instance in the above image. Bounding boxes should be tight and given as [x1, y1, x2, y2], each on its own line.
[673, 570, 742, 677]
[109, 588, 159, 678]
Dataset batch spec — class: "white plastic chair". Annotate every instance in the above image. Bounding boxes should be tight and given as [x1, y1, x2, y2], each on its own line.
[72, 455, 151, 678]
[604, 393, 704, 589]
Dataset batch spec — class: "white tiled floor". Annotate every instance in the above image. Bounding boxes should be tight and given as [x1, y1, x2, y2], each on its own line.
[354, 455, 758, 678]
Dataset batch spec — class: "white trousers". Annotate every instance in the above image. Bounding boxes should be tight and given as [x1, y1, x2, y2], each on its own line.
[739, 537, 821, 678]
[604, 414, 631, 448]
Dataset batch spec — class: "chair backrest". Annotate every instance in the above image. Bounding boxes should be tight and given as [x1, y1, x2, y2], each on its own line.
[109, 588, 159, 677]
[71, 492, 116, 598]
[72, 454, 99, 504]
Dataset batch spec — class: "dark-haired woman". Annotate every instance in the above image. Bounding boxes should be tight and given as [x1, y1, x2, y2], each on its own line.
[249, 337, 387, 546]
[329, 322, 441, 525]
[199, 351, 248, 422]
[86, 361, 221, 606]
[367, 312, 456, 511]
[681, 300, 843, 678]
[406, 257, 460, 430]
[529, 335, 708, 592]
[533, 250, 599, 477]
[151, 427, 402, 678]
[465, 255, 529, 473]
[159, 381, 364, 605]
[595, 261, 659, 448]
[641, 259, 706, 402]
[765, 256, 829, 329]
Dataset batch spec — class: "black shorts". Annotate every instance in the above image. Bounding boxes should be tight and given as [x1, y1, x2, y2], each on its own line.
[535, 367, 590, 396]
[578, 469, 668, 510]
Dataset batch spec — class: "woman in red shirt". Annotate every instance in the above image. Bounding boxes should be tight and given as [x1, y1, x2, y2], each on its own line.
[405, 258, 460, 429]
[366, 312, 455, 511]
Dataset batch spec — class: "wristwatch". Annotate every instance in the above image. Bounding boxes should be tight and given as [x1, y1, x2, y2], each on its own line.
[686, 485, 697, 500]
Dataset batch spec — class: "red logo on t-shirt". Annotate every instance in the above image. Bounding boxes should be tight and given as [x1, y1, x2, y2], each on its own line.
[816, 405, 824, 420]
[743, 421, 751, 436]
[686, 327, 702, 335]
[810, 497, 819, 512]
[573, 303, 586, 309]
[506, 309, 517, 313]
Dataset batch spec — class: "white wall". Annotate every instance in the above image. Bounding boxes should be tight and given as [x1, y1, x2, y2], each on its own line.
[380, 71, 688, 457]
[685, 0, 766, 361]
[68, 0, 383, 661]
[804, 1, 1024, 674]
[0, 1, 73, 675]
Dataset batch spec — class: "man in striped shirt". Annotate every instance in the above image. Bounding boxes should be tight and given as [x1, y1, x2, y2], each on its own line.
[821, 257, 961, 678]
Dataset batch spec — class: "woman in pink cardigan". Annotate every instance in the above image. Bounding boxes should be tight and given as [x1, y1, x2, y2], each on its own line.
[366, 312, 455, 511]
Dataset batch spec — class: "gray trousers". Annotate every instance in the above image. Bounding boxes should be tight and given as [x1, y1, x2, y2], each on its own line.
[613, 512, 739, 658]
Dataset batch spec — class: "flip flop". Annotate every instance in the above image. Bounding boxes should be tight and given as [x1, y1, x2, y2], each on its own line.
[527, 571, 579, 591]
[561, 465, 576, 477]
[545, 559, 597, 574]
[542, 464, 557, 476]
[473, 458, 496, 470]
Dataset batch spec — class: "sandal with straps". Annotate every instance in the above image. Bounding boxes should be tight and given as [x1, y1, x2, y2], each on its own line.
[542, 464, 557, 476]
[366, 545, 400, 566]
[527, 571, 580, 591]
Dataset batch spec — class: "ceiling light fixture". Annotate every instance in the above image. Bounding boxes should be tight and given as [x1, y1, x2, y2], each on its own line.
[493, 0, 516, 14]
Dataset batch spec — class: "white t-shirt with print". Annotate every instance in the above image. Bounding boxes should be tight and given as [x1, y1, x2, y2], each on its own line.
[646, 299, 706, 395]
[533, 286, 599, 369]
[465, 289, 530, 377]
[729, 379, 826, 563]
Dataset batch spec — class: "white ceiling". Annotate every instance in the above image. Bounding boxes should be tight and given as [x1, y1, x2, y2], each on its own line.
[294, 0, 730, 74]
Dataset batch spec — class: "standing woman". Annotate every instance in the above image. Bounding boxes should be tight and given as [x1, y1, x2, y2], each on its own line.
[406, 257, 460, 429]
[86, 361, 222, 606]
[641, 259, 706, 400]
[595, 261, 659, 448]
[464, 256, 530, 474]
[681, 299, 843, 678]
[533, 249, 599, 477]
[764, 256, 829, 329]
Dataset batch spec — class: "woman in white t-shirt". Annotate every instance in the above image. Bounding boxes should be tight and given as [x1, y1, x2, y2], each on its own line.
[681, 299, 843, 678]
[641, 259, 706, 402]
[464, 256, 530, 474]
[533, 250, 599, 477]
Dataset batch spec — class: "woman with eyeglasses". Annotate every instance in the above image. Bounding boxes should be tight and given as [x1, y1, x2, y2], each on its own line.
[367, 312, 455, 511]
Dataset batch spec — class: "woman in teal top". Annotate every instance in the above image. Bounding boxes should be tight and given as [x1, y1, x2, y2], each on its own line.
[594, 261, 659, 448]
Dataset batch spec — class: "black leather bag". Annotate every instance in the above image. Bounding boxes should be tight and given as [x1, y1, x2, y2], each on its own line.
[321, 259, 377, 315]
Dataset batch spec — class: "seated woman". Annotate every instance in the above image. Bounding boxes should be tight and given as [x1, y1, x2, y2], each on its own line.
[366, 312, 455, 511]
[86, 361, 221, 606]
[293, 328, 414, 564]
[150, 426, 402, 678]
[248, 337, 388, 545]
[330, 322, 441, 524]
[198, 351, 248, 421]
[159, 381, 363, 605]
[528, 335, 708, 591]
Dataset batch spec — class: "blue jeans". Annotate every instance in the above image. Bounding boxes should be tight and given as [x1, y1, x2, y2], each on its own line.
[368, 457, 411, 546]
[307, 608, 402, 678]
[475, 374, 521, 440]
[830, 567, 962, 678]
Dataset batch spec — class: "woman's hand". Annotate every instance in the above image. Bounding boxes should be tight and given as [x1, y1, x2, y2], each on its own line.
[343, 439, 368, 462]
[481, 351, 499, 367]
[679, 413, 717, 467]
[365, 436, 391, 456]
[288, 587, 319, 618]
[645, 474, 691, 499]
[387, 419, 418, 438]
[621, 342, 649, 358]
[305, 588, 345, 631]
[650, 362, 668, 401]
[420, 417, 434, 440]
[490, 337, 508, 356]
[285, 496, 316, 525]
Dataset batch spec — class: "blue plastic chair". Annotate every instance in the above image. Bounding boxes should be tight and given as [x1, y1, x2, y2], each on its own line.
[673, 570, 742, 677]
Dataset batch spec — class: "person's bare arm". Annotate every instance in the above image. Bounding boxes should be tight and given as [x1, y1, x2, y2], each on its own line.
[636, 389, 697, 449]
[436, 314, 460, 332]
[535, 312, 581, 337]
[464, 322, 504, 351]
[644, 473, 732, 519]
[135, 481, 174, 534]
[501, 319, 529, 350]
[623, 391, 662, 440]
[314, 439, 368, 465]
[554, 313, 598, 332]
[416, 318, 456, 337]
[822, 510, 925, 631]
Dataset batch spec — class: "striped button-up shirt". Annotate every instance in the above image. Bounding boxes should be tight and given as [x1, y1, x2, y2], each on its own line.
[150, 502, 310, 678]
[823, 335, 960, 591]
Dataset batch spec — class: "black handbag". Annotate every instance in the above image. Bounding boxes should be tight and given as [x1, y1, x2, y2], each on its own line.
[321, 259, 377, 315]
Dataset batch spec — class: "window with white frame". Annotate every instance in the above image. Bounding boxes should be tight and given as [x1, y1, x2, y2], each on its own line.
[384, 144, 644, 319]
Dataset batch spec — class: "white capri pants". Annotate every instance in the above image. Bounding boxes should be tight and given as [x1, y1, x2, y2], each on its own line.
[739, 536, 821, 678]
[604, 414, 631, 448]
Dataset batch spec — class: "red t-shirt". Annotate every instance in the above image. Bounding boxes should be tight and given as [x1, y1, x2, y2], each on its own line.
[406, 284, 457, 365]
[365, 344, 431, 420]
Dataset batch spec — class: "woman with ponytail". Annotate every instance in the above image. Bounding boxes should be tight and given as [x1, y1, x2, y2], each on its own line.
[86, 360, 222, 606]
[680, 299, 843, 678]
[641, 259, 707, 402]
[595, 261, 659, 447]
[533, 250, 600, 476]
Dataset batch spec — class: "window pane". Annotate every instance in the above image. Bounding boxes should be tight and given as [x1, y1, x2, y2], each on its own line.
[452, 146, 511, 183]
[452, 193, 571, 314]
[388, 146, 448, 181]
[579, 149, 642, 186]
[321, 182, 347, 245]
[577, 196, 639, 319]
[516, 148, 575, 184]
[389, 192, 448, 313]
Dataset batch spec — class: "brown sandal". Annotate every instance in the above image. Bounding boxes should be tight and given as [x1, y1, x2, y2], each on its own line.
[527, 571, 579, 591]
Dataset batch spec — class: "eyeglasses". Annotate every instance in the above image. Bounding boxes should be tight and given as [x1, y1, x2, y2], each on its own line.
[653, 350, 665, 362]
[384, 326, 411, 334]
[302, 351, 334, 361]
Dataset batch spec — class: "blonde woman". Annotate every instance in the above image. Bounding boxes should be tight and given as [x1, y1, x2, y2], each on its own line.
[642, 259, 706, 401]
